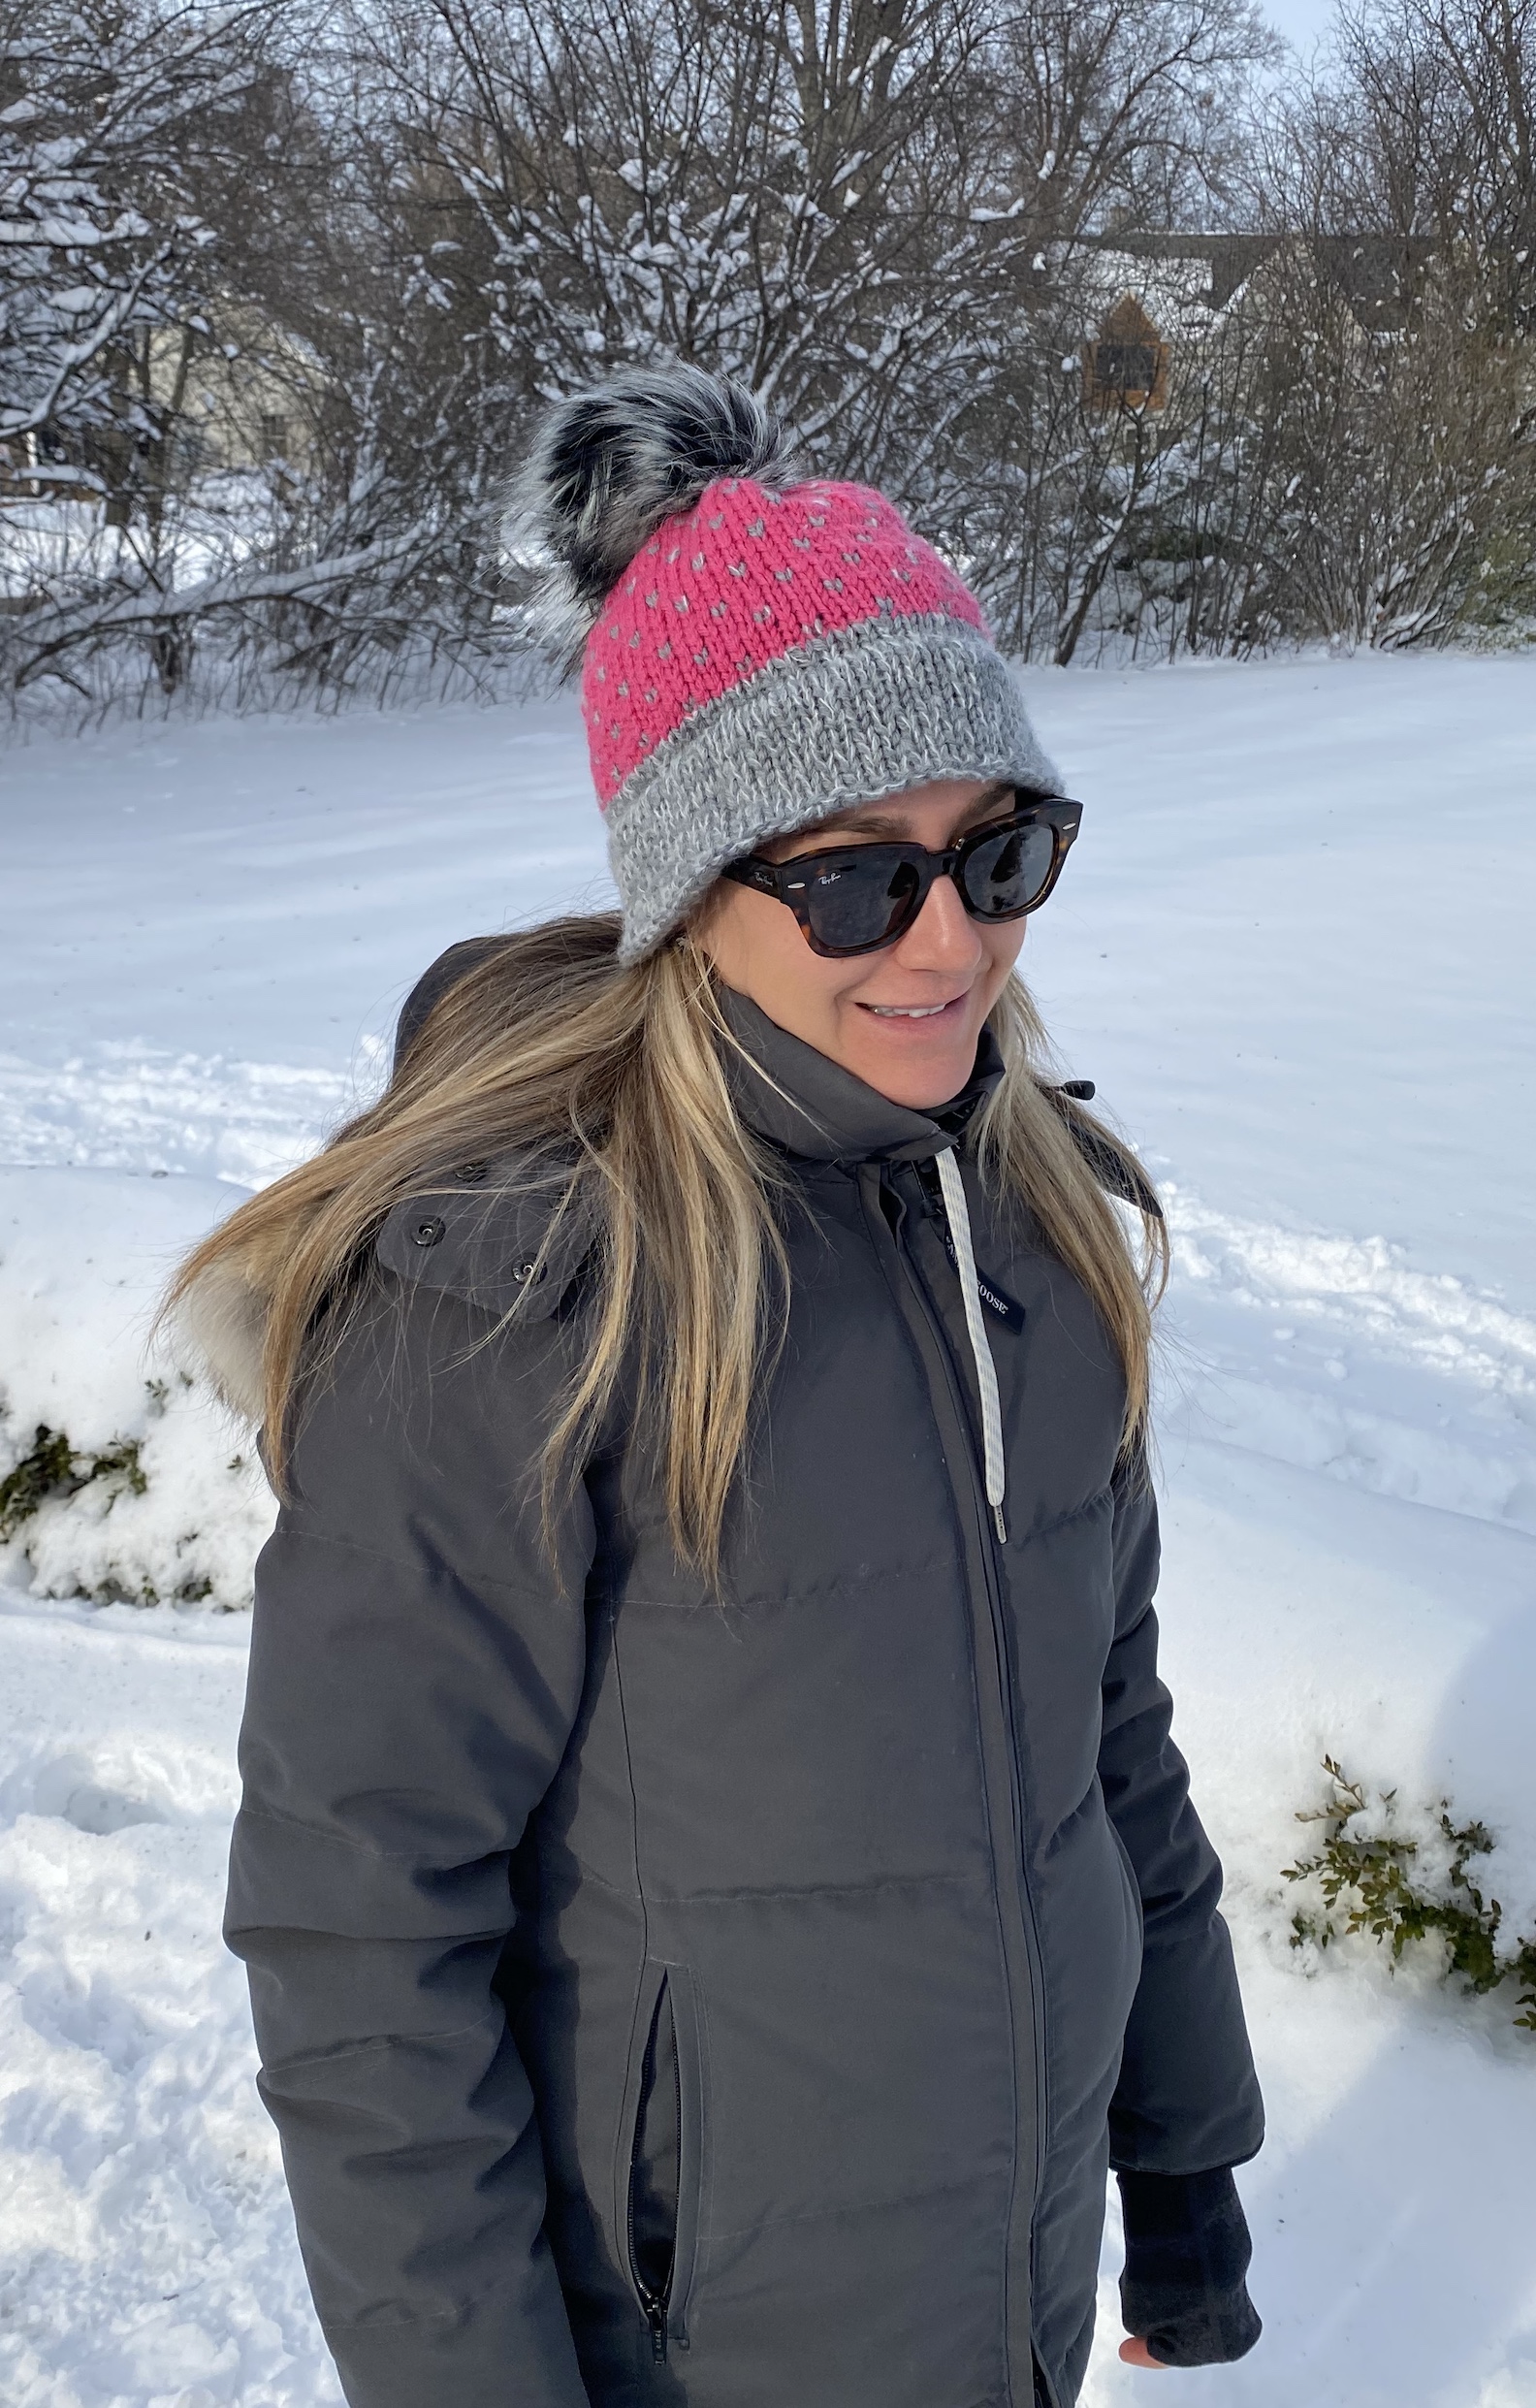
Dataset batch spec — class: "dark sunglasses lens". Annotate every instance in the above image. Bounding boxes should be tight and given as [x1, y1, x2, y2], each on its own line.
[961, 821, 1056, 917]
[802, 852, 922, 953]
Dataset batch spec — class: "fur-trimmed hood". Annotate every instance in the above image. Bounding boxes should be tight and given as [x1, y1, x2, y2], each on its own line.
[175, 1163, 596, 1439]
[176, 1234, 285, 1429]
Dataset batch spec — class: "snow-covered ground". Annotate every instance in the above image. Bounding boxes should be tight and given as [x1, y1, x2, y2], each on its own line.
[1, 652, 1533, 2407]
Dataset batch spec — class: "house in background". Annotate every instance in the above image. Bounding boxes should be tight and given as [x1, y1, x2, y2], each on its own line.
[1082, 294, 1170, 411]
[157, 310, 326, 480]
[1, 307, 325, 512]
[1068, 231, 1438, 411]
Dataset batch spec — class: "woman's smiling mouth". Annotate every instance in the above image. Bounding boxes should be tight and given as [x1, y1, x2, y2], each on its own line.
[860, 995, 969, 1021]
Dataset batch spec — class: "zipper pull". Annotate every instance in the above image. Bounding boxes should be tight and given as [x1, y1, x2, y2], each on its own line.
[646, 2297, 668, 2362]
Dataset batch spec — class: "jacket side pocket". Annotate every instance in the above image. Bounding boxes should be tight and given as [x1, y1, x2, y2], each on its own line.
[619, 1961, 704, 2359]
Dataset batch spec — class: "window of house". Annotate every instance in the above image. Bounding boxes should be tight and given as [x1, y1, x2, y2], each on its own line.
[1082, 296, 1169, 411]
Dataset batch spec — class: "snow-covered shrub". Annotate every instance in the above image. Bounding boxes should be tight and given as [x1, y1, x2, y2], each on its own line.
[0, 1168, 275, 1610]
[0, 1424, 145, 1540]
[1284, 1757, 1536, 2036]
[0, 1385, 272, 1610]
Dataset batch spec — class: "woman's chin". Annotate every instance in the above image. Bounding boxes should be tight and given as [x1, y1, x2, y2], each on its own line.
[839, 1010, 980, 1108]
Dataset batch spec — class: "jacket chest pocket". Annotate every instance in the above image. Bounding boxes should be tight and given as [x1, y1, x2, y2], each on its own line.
[617, 1960, 705, 2361]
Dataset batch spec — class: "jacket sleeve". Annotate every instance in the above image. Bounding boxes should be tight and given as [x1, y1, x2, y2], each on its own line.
[1098, 1462, 1264, 2176]
[225, 1268, 595, 2408]
[1117, 2167, 1262, 2365]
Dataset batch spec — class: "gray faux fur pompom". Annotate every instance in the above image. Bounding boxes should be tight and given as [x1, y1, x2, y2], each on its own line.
[511, 362, 800, 650]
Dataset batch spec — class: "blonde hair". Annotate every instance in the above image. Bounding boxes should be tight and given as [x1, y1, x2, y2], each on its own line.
[168, 914, 1166, 1572]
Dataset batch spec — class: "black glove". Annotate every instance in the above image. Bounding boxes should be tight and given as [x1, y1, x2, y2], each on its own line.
[1117, 2167, 1263, 2368]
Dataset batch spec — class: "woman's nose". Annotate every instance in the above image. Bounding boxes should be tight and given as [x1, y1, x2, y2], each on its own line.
[889, 868, 984, 973]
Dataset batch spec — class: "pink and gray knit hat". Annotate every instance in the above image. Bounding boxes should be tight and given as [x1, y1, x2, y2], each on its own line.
[518, 364, 1061, 962]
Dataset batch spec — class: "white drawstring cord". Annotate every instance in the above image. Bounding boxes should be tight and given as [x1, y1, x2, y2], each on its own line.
[935, 1145, 1008, 1546]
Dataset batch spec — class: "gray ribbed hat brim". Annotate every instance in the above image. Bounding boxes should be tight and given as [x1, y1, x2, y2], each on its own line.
[606, 614, 1061, 963]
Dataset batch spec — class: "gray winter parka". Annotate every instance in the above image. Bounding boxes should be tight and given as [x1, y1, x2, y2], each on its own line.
[224, 983, 1263, 2408]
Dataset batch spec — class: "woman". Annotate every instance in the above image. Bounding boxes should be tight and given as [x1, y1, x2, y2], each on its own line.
[176, 365, 1264, 2408]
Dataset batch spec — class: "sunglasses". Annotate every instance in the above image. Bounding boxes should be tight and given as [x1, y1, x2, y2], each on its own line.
[720, 794, 1083, 959]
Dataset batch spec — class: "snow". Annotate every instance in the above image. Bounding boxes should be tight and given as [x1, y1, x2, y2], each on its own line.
[0, 1590, 336, 2408]
[1, 650, 1533, 2406]
[0, 1170, 272, 1609]
[0, 696, 602, 1179]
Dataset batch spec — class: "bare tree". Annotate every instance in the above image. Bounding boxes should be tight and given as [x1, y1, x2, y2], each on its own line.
[1003, 0, 1278, 240]
[0, 0, 287, 504]
[9, 0, 1526, 712]
[357, 0, 1047, 514]
[1241, 0, 1536, 646]
[359, 0, 1275, 661]
[1332, 0, 1536, 326]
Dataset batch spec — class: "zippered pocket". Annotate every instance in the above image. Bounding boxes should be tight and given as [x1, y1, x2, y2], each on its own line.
[620, 1962, 704, 2361]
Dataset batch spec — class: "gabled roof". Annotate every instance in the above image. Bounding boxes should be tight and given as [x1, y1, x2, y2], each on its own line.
[1076, 232, 1436, 331]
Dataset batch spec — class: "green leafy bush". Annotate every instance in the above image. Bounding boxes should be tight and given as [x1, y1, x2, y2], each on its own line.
[0, 1423, 146, 1542]
[1284, 1757, 1536, 2036]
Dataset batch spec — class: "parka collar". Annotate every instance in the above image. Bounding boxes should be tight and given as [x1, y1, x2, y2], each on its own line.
[719, 985, 1006, 1168]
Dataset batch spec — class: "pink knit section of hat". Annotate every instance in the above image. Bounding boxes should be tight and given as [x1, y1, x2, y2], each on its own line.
[581, 476, 988, 809]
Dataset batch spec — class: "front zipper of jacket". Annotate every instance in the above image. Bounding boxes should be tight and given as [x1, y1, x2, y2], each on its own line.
[902, 1172, 1054, 2208]
[910, 1158, 1054, 2225]
[859, 1157, 1049, 2400]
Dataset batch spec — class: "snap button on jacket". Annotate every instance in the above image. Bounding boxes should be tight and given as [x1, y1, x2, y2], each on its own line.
[226, 984, 1263, 2408]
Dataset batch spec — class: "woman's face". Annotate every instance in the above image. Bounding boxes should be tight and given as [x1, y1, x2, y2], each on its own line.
[696, 777, 1027, 1110]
